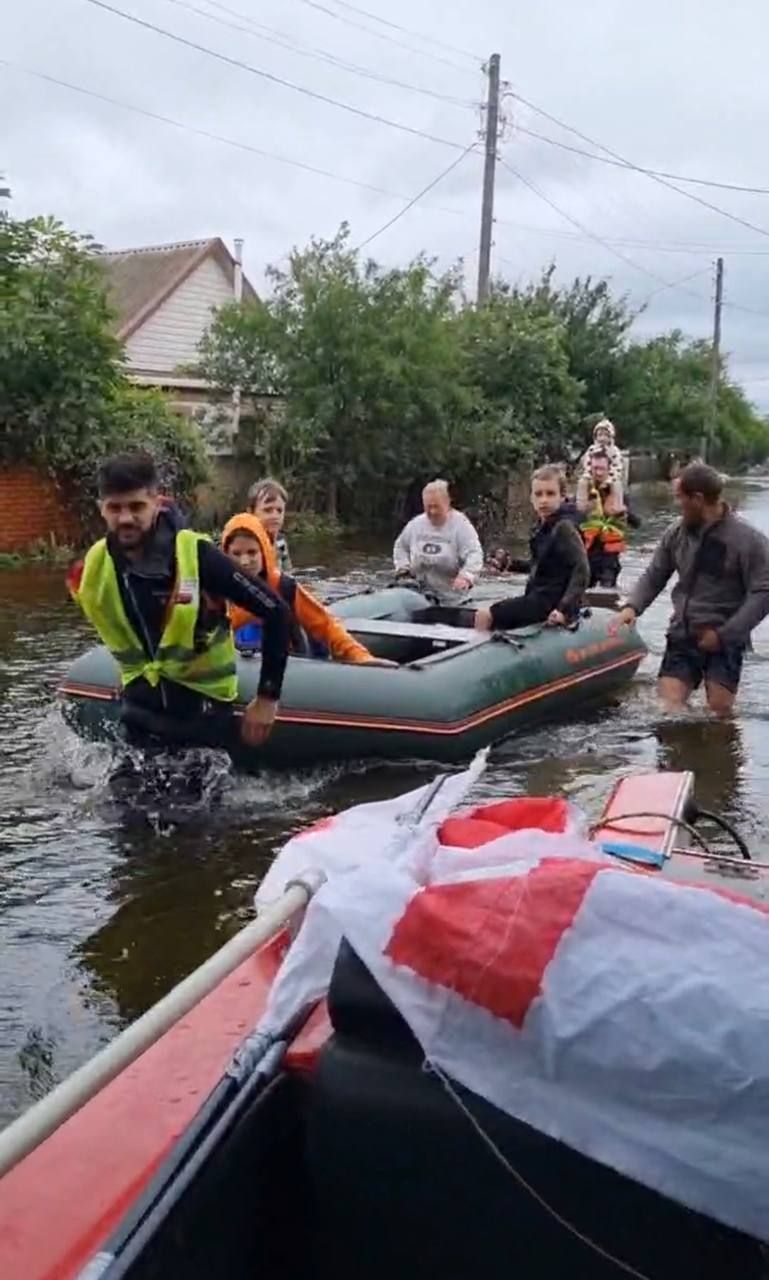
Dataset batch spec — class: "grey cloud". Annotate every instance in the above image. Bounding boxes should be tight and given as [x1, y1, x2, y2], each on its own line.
[2, 0, 768, 403]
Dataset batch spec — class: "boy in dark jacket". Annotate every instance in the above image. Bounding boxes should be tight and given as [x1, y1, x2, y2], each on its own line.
[475, 467, 589, 631]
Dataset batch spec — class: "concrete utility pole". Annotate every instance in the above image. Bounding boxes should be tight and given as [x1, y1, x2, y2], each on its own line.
[702, 256, 724, 462]
[477, 53, 501, 305]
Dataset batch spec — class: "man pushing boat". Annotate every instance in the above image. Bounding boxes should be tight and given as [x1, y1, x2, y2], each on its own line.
[67, 452, 290, 751]
[618, 462, 769, 714]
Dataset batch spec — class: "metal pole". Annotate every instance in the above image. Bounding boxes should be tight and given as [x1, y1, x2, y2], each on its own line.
[702, 256, 724, 462]
[0, 879, 318, 1181]
[477, 53, 501, 305]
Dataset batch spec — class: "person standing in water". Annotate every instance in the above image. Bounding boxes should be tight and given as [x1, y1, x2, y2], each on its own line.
[393, 479, 484, 598]
[474, 466, 588, 631]
[68, 453, 290, 749]
[617, 462, 769, 714]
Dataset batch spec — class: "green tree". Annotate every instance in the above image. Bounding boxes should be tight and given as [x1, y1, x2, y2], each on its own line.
[200, 226, 488, 524]
[456, 290, 582, 461]
[0, 213, 209, 514]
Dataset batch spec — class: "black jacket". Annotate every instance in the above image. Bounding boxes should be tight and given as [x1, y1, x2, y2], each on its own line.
[108, 512, 290, 716]
[511, 503, 589, 614]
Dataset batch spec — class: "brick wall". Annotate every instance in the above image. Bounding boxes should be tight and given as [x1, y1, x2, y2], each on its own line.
[0, 465, 84, 553]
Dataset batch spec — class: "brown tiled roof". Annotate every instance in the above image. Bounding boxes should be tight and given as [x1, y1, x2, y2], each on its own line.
[96, 237, 256, 338]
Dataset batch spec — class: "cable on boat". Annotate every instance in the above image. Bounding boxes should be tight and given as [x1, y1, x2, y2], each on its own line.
[687, 807, 752, 860]
[591, 811, 718, 859]
[426, 1061, 653, 1280]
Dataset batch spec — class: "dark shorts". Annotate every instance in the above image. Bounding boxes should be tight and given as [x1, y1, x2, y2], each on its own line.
[658, 636, 745, 694]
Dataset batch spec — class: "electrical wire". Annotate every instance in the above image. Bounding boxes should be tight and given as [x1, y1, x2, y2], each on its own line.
[82, 0, 471, 152]
[0, 59, 469, 205]
[515, 124, 769, 197]
[164, 0, 476, 107]
[354, 141, 478, 251]
[498, 156, 707, 298]
[509, 90, 769, 242]
[640, 267, 712, 307]
[293, 0, 477, 73]
[330, 0, 483, 65]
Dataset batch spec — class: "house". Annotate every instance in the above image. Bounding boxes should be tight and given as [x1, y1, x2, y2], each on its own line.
[97, 237, 256, 427]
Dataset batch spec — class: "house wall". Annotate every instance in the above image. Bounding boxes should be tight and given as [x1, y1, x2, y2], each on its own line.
[0, 466, 83, 553]
[124, 255, 233, 375]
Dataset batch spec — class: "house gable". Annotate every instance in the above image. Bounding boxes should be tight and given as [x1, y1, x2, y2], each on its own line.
[123, 253, 236, 377]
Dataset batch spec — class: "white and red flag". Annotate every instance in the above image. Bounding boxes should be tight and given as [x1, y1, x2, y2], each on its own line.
[259, 757, 769, 1243]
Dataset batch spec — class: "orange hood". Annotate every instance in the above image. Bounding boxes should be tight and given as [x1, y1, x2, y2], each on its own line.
[221, 512, 278, 582]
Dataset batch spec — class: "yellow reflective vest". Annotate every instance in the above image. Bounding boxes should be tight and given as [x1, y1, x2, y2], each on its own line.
[73, 529, 238, 701]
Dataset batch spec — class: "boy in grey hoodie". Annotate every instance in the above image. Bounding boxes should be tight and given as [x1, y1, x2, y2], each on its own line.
[618, 463, 769, 713]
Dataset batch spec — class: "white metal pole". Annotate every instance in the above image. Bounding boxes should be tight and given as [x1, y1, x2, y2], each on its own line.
[0, 878, 316, 1181]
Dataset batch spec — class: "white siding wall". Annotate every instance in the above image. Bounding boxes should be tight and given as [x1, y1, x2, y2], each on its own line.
[124, 255, 234, 373]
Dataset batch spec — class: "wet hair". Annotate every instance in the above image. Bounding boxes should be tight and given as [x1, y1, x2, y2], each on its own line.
[678, 462, 723, 503]
[247, 477, 288, 511]
[97, 452, 158, 497]
[531, 464, 566, 496]
[423, 479, 450, 500]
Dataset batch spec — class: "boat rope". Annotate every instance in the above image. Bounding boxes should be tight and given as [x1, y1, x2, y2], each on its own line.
[425, 1061, 653, 1280]
[592, 812, 717, 859]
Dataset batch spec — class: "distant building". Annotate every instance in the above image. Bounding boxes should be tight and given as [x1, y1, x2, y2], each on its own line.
[97, 237, 256, 440]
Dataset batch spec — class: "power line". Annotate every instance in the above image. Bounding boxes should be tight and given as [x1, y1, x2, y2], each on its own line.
[514, 124, 769, 197]
[508, 90, 769, 242]
[498, 155, 707, 297]
[165, 0, 475, 107]
[82, 0, 470, 152]
[330, 0, 482, 64]
[1, 59, 467, 204]
[640, 267, 712, 307]
[293, 0, 477, 73]
[355, 142, 478, 250]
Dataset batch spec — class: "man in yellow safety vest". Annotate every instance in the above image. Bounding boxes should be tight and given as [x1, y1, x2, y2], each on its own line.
[68, 452, 290, 750]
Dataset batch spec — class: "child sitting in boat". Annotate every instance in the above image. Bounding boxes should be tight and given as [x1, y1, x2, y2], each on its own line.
[246, 478, 292, 573]
[474, 466, 589, 632]
[222, 513, 376, 663]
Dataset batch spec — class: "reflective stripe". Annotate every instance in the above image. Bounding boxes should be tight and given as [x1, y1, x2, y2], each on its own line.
[74, 532, 238, 702]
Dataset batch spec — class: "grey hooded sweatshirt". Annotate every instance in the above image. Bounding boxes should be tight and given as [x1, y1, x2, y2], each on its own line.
[627, 506, 769, 647]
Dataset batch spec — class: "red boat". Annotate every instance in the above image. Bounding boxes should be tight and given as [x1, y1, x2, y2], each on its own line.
[0, 770, 766, 1280]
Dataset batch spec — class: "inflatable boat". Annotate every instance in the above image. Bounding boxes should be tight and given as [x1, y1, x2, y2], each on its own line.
[0, 767, 766, 1280]
[59, 587, 646, 766]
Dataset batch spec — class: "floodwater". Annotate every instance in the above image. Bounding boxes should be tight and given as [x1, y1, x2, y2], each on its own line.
[2, 482, 769, 1125]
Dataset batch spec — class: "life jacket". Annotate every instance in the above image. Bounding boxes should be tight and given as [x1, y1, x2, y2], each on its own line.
[72, 529, 238, 701]
[581, 485, 627, 555]
[235, 575, 328, 658]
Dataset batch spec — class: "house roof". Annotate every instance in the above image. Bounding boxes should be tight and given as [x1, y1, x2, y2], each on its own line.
[96, 237, 256, 339]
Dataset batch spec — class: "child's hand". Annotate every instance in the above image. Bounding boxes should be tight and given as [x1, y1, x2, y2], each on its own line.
[546, 610, 566, 627]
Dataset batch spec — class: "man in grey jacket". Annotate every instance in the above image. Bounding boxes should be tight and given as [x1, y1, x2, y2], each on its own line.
[618, 463, 769, 713]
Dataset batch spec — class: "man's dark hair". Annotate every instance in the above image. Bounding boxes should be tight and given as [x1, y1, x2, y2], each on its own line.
[678, 462, 723, 503]
[590, 448, 610, 463]
[97, 452, 158, 498]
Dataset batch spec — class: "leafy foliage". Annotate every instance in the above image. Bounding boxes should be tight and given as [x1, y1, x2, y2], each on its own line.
[0, 213, 209, 513]
[196, 225, 769, 525]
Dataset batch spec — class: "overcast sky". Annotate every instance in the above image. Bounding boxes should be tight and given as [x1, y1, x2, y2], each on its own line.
[3, 0, 769, 407]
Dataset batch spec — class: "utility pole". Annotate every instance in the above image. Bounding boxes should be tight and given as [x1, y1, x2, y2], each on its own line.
[702, 256, 724, 462]
[477, 53, 501, 306]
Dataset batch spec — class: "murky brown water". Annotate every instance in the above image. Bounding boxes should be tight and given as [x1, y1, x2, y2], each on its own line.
[2, 483, 769, 1125]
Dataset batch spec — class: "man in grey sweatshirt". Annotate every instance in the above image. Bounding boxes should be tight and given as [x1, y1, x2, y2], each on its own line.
[618, 463, 769, 713]
[393, 479, 484, 599]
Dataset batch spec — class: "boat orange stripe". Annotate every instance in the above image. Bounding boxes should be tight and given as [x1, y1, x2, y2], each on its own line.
[59, 648, 644, 737]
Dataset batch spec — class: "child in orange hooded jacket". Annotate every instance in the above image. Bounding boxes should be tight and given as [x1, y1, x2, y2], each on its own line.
[221, 513, 375, 664]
